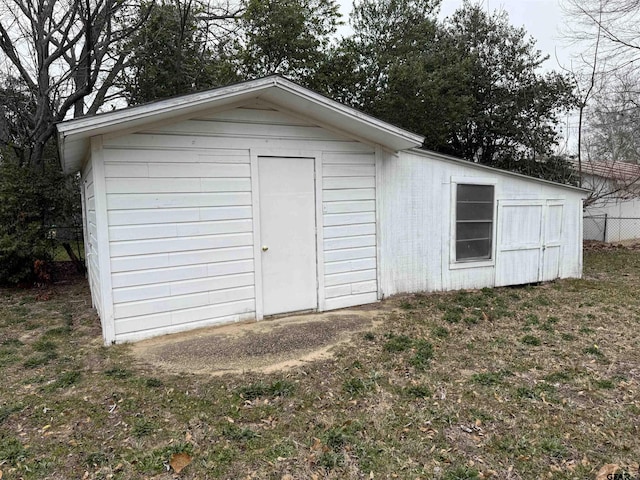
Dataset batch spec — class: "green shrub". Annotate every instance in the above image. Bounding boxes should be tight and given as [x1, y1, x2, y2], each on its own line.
[0, 158, 80, 284]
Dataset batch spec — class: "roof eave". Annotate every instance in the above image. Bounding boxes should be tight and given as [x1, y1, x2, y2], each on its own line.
[58, 76, 424, 174]
[408, 148, 591, 196]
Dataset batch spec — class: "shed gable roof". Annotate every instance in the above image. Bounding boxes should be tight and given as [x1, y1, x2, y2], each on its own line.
[57, 76, 425, 173]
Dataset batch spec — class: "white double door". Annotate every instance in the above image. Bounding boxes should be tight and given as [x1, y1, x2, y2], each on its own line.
[258, 156, 318, 316]
[495, 200, 564, 287]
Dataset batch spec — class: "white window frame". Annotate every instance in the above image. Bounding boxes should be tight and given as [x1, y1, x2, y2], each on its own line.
[449, 176, 498, 270]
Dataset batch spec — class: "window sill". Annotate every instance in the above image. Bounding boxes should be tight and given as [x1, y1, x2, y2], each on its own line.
[449, 259, 495, 270]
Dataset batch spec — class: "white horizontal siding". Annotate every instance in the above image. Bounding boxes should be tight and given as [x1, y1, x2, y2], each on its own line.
[113, 286, 255, 319]
[109, 219, 252, 241]
[83, 161, 102, 317]
[324, 165, 376, 177]
[104, 133, 371, 154]
[107, 192, 251, 210]
[110, 232, 253, 257]
[322, 152, 378, 310]
[324, 212, 376, 226]
[111, 246, 254, 273]
[111, 259, 254, 288]
[198, 106, 309, 125]
[105, 177, 251, 194]
[103, 149, 250, 165]
[148, 163, 251, 179]
[324, 200, 376, 214]
[324, 224, 376, 239]
[325, 269, 377, 287]
[103, 145, 256, 337]
[99, 105, 380, 341]
[324, 177, 375, 189]
[108, 206, 252, 226]
[325, 292, 378, 310]
[324, 235, 376, 250]
[144, 119, 339, 141]
[113, 272, 255, 303]
[115, 312, 257, 343]
[324, 246, 377, 262]
[325, 258, 376, 275]
[114, 298, 255, 335]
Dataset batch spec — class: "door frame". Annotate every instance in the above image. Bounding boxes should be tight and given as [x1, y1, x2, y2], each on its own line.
[250, 149, 325, 320]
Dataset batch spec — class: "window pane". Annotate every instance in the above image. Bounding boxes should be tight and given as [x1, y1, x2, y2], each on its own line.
[457, 184, 494, 202]
[455, 184, 494, 261]
[456, 222, 492, 241]
[456, 239, 492, 260]
[457, 202, 493, 221]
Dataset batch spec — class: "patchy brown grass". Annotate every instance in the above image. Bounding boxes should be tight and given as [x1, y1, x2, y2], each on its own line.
[1, 249, 640, 479]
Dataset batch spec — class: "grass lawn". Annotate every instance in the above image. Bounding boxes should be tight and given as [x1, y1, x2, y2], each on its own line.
[1, 248, 639, 479]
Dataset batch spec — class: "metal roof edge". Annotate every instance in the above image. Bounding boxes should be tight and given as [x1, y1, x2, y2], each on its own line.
[272, 78, 425, 146]
[407, 148, 591, 195]
[57, 76, 280, 136]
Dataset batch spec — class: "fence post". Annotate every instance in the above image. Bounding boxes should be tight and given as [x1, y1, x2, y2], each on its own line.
[603, 213, 608, 242]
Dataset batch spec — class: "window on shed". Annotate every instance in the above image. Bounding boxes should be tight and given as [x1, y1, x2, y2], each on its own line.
[456, 184, 494, 261]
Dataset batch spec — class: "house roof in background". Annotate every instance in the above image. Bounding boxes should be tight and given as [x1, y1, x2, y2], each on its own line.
[56, 76, 425, 174]
[570, 158, 640, 182]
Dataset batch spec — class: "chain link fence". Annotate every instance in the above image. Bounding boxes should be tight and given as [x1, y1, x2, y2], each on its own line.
[47, 225, 85, 263]
[584, 215, 640, 243]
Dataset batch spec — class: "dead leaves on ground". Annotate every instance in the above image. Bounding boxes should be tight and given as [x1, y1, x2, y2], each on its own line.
[170, 452, 192, 474]
[596, 464, 621, 480]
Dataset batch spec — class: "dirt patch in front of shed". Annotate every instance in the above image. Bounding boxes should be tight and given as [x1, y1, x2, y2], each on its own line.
[130, 310, 384, 375]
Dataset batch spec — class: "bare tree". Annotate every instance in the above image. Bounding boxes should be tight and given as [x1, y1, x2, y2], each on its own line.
[564, 0, 640, 62]
[0, 0, 153, 167]
[562, 0, 640, 198]
[0, 0, 247, 168]
[579, 72, 640, 204]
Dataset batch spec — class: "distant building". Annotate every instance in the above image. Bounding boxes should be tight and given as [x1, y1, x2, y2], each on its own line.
[576, 159, 640, 242]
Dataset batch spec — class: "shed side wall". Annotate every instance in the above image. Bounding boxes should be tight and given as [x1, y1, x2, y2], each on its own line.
[82, 159, 102, 316]
[380, 150, 584, 296]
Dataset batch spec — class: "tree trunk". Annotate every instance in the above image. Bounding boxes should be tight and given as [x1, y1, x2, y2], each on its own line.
[62, 242, 86, 274]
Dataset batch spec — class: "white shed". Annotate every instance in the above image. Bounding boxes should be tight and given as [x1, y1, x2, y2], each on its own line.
[57, 76, 588, 344]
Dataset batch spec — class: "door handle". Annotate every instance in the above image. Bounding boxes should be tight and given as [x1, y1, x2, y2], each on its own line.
[262, 245, 269, 251]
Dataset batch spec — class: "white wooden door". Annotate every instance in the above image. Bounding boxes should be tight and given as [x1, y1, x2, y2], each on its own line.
[540, 202, 564, 282]
[495, 201, 544, 287]
[258, 157, 317, 316]
[496, 200, 565, 286]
